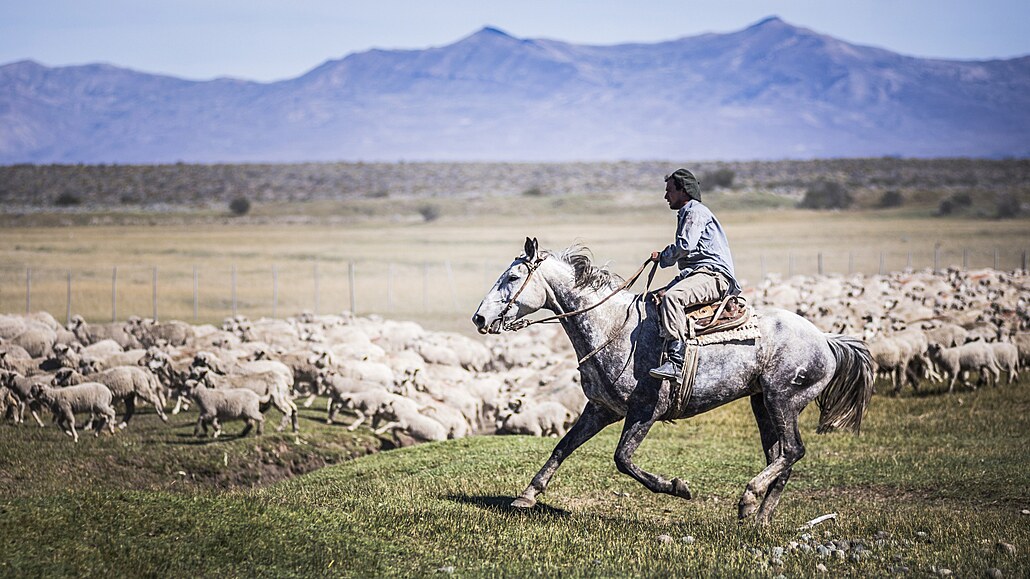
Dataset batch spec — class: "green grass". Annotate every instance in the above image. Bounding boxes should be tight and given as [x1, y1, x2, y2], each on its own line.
[1, 378, 1027, 577]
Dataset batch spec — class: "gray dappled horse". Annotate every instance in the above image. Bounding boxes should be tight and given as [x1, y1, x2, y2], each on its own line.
[472, 238, 874, 524]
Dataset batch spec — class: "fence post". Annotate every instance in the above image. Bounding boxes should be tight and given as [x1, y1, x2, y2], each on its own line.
[444, 260, 458, 310]
[906, 251, 912, 270]
[423, 262, 429, 311]
[994, 248, 999, 270]
[193, 266, 198, 322]
[272, 265, 278, 319]
[962, 248, 969, 269]
[152, 266, 158, 322]
[25, 268, 30, 314]
[934, 245, 940, 273]
[1023, 250, 1028, 272]
[387, 263, 395, 311]
[879, 252, 886, 275]
[348, 261, 356, 314]
[111, 266, 117, 322]
[817, 252, 823, 276]
[232, 264, 238, 318]
[66, 271, 72, 326]
[314, 262, 320, 315]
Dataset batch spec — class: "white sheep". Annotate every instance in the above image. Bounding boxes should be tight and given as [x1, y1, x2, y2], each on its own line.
[0, 369, 47, 426]
[68, 315, 142, 349]
[315, 370, 384, 425]
[11, 325, 56, 359]
[927, 342, 1002, 392]
[179, 380, 264, 438]
[192, 367, 298, 432]
[497, 399, 574, 437]
[376, 400, 448, 443]
[54, 366, 168, 428]
[129, 318, 195, 348]
[31, 381, 117, 442]
[989, 342, 1020, 385]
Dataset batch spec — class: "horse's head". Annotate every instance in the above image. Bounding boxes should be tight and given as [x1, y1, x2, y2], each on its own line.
[473, 237, 550, 334]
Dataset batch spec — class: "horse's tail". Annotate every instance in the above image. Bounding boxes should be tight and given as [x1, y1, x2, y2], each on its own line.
[816, 334, 874, 435]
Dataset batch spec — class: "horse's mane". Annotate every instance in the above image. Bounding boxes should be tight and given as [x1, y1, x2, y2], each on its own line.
[554, 245, 624, 291]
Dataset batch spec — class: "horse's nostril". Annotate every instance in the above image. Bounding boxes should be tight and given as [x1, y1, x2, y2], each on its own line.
[472, 314, 485, 328]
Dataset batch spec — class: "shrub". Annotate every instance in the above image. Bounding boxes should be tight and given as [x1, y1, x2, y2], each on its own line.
[798, 181, 852, 210]
[418, 204, 441, 222]
[952, 192, 972, 207]
[229, 197, 251, 216]
[995, 192, 1020, 219]
[703, 168, 735, 189]
[877, 190, 904, 208]
[522, 187, 545, 197]
[54, 192, 81, 207]
[938, 198, 954, 215]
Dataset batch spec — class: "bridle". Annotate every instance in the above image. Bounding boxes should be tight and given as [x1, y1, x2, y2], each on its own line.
[496, 253, 660, 364]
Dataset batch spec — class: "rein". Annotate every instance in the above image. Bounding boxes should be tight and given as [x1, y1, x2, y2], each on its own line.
[502, 255, 660, 365]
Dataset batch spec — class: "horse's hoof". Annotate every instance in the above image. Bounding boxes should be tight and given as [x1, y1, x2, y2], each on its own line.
[671, 478, 692, 500]
[511, 496, 537, 509]
[737, 493, 759, 520]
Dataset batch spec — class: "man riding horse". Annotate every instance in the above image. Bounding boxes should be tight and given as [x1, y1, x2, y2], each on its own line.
[649, 168, 741, 383]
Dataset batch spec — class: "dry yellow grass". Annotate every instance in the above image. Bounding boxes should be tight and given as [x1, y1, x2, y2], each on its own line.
[2, 206, 1028, 334]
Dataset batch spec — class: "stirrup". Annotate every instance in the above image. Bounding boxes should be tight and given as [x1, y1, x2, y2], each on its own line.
[650, 360, 682, 383]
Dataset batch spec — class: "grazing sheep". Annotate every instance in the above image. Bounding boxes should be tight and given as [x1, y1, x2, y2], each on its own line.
[0, 346, 38, 377]
[54, 366, 168, 428]
[11, 325, 56, 359]
[129, 318, 195, 348]
[68, 315, 142, 349]
[179, 380, 264, 438]
[989, 342, 1021, 384]
[31, 382, 117, 442]
[927, 342, 1002, 392]
[0, 369, 47, 426]
[140, 348, 192, 414]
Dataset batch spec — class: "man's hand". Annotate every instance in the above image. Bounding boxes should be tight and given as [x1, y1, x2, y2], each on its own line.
[649, 289, 666, 306]
[650, 250, 661, 262]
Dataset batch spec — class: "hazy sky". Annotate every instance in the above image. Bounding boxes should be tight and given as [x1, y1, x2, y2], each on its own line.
[3, 0, 1028, 82]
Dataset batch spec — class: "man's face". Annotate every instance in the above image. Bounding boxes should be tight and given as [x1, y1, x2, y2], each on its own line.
[664, 179, 691, 210]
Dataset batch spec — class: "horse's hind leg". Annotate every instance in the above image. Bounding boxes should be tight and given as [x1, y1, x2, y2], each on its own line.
[738, 394, 806, 524]
[512, 401, 620, 509]
[746, 394, 791, 524]
[613, 394, 691, 500]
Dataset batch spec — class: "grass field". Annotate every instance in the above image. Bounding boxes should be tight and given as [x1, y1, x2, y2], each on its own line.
[0, 377, 1027, 577]
[2, 200, 1028, 334]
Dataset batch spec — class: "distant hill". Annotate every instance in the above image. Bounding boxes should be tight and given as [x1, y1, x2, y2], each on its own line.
[1, 17, 1028, 163]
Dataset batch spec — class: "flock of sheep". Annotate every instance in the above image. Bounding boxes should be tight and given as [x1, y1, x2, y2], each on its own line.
[0, 309, 583, 443]
[1, 265, 1027, 444]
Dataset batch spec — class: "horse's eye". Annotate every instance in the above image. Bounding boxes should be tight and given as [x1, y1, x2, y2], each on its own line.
[507, 274, 519, 283]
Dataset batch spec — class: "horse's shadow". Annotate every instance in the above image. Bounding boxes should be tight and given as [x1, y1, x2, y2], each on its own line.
[445, 494, 569, 517]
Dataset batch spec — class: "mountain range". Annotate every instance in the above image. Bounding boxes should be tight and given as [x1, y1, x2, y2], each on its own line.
[1, 17, 1028, 164]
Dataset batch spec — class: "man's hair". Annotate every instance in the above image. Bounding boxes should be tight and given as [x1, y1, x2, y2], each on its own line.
[665, 168, 702, 202]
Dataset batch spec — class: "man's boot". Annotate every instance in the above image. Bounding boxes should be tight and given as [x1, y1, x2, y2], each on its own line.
[649, 340, 685, 382]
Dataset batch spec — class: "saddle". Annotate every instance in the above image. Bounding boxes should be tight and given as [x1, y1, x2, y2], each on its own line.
[679, 294, 751, 339]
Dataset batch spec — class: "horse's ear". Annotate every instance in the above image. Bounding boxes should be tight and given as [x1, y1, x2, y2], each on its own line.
[524, 237, 538, 261]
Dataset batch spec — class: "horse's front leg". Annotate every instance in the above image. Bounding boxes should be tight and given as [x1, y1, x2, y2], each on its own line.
[512, 401, 620, 509]
[613, 386, 691, 500]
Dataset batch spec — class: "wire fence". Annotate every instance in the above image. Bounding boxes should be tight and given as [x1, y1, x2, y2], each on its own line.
[1, 247, 1026, 327]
